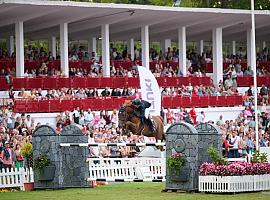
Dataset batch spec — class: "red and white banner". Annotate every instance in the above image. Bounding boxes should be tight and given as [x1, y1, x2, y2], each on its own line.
[137, 66, 161, 117]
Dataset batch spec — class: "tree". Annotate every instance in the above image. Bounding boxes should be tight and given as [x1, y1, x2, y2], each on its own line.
[68, 0, 270, 10]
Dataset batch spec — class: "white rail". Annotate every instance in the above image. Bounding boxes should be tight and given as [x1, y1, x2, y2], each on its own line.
[0, 167, 34, 191]
[88, 157, 166, 181]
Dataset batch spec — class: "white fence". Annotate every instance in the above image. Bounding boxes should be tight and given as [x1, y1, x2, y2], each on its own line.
[199, 174, 270, 193]
[0, 167, 34, 191]
[88, 157, 166, 181]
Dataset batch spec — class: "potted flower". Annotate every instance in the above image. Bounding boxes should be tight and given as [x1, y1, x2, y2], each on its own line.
[21, 142, 34, 191]
[33, 154, 55, 181]
[166, 153, 188, 182]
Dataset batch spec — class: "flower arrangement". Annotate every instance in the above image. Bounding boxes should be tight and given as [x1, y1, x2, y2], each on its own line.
[33, 154, 50, 173]
[200, 162, 270, 176]
[167, 153, 186, 171]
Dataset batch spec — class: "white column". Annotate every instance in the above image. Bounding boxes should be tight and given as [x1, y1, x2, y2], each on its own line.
[141, 25, 150, 69]
[232, 40, 236, 55]
[178, 27, 186, 76]
[164, 39, 171, 51]
[60, 23, 69, 77]
[197, 40, 204, 55]
[88, 37, 97, 54]
[262, 41, 266, 49]
[8, 36, 14, 56]
[102, 24, 110, 77]
[49, 36, 57, 59]
[247, 29, 255, 68]
[212, 27, 223, 86]
[15, 22, 24, 77]
[129, 38, 135, 61]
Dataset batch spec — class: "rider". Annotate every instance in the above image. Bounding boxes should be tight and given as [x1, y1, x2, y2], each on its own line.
[132, 98, 151, 127]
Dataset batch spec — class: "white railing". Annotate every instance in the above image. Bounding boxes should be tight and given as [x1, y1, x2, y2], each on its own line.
[88, 157, 166, 181]
[0, 167, 34, 191]
[199, 174, 270, 193]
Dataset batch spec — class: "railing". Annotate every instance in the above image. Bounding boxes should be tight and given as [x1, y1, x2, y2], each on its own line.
[0, 167, 34, 191]
[0, 76, 211, 90]
[1, 59, 270, 73]
[237, 75, 270, 87]
[88, 157, 165, 181]
[13, 95, 243, 113]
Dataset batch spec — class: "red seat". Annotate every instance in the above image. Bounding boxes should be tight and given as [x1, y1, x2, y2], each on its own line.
[166, 77, 178, 87]
[156, 77, 165, 87]
[182, 96, 191, 107]
[13, 78, 27, 90]
[93, 98, 105, 110]
[27, 78, 43, 89]
[209, 96, 218, 107]
[217, 96, 227, 107]
[226, 95, 235, 106]
[26, 100, 39, 113]
[234, 95, 243, 106]
[237, 76, 253, 87]
[38, 100, 50, 113]
[72, 99, 83, 110]
[171, 96, 182, 108]
[72, 77, 86, 88]
[82, 98, 94, 110]
[99, 77, 113, 88]
[112, 97, 128, 110]
[14, 100, 27, 112]
[85, 77, 100, 88]
[0, 77, 10, 90]
[201, 77, 211, 86]
[49, 99, 61, 112]
[59, 78, 71, 88]
[113, 77, 127, 88]
[60, 99, 73, 111]
[161, 97, 172, 108]
[127, 77, 140, 88]
[191, 96, 200, 107]
[178, 77, 190, 86]
[103, 98, 114, 110]
[200, 96, 209, 107]
[43, 77, 59, 89]
[190, 77, 200, 86]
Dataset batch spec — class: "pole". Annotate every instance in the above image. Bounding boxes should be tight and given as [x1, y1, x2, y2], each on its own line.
[251, 0, 259, 150]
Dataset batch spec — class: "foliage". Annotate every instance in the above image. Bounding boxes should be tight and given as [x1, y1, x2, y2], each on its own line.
[21, 142, 33, 158]
[166, 152, 185, 171]
[33, 154, 50, 173]
[252, 150, 268, 163]
[207, 146, 229, 165]
[200, 162, 270, 176]
[69, 0, 270, 10]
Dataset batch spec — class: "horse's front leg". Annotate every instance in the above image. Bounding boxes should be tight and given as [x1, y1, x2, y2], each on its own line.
[125, 121, 139, 135]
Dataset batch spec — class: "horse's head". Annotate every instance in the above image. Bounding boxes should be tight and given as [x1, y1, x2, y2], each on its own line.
[118, 102, 135, 129]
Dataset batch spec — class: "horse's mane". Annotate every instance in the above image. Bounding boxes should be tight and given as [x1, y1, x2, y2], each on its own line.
[123, 100, 132, 107]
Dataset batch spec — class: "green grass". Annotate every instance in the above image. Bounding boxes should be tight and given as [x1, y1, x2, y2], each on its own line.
[0, 183, 269, 200]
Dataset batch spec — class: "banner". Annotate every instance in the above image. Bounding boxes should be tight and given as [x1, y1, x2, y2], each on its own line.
[137, 66, 161, 117]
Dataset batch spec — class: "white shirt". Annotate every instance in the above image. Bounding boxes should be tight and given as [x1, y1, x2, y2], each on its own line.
[197, 113, 205, 123]
[84, 112, 94, 123]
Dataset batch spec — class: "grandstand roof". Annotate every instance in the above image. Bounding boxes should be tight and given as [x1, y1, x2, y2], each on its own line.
[0, 0, 269, 42]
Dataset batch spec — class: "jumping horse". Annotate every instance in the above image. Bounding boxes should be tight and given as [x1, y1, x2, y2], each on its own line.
[118, 100, 165, 146]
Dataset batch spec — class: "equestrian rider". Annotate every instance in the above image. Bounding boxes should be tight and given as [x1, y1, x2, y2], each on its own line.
[132, 98, 151, 125]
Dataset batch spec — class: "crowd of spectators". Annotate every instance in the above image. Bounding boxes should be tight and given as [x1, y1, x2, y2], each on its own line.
[1, 45, 270, 79]
[1, 91, 270, 170]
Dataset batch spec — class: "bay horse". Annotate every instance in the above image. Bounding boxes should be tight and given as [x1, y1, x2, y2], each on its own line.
[118, 100, 165, 146]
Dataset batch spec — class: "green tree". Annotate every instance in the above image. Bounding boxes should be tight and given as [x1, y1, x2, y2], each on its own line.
[68, 0, 270, 10]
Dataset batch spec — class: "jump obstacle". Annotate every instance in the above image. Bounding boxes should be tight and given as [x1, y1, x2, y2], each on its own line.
[59, 142, 166, 147]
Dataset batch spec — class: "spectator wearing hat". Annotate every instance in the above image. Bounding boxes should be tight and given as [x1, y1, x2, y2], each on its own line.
[0, 141, 14, 170]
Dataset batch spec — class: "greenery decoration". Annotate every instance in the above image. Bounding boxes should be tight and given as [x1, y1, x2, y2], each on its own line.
[33, 154, 50, 173]
[252, 150, 268, 163]
[167, 153, 186, 171]
[207, 146, 229, 165]
[21, 142, 33, 158]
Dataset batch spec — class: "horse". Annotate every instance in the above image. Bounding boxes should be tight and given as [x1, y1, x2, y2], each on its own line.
[118, 100, 165, 146]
